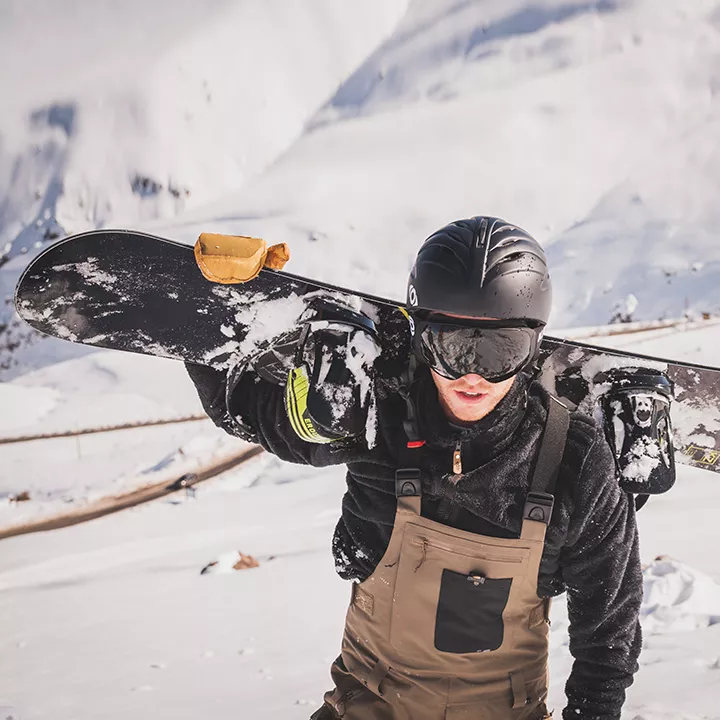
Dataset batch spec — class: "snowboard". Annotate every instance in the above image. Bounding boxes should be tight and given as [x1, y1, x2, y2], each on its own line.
[14, 229, 720, 476]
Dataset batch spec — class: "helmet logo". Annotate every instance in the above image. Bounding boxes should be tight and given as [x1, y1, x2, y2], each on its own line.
[408, 284, 418, 306]
[408, 314, 416, 336]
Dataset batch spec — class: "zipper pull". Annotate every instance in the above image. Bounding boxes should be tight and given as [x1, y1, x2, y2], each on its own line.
[468, 573, 486, 586]
[452, 441, 462, 476]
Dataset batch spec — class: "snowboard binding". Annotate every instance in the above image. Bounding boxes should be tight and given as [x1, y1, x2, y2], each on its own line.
[245, 296, 380, 443]
[593, 368, 675, 504]
[285, 297, 380, 443]
[245, 297, 377, 384]
[223, 297, 379, 444]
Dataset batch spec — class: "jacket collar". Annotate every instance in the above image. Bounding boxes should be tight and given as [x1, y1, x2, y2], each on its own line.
[415, 366, 530, 459]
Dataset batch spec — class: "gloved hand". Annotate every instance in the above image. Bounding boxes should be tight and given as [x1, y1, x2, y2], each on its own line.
[185, 361, 259, 441]
[186, 296, 381, 445]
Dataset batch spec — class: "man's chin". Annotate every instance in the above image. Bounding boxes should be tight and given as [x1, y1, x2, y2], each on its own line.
[447, 398, 493, 423]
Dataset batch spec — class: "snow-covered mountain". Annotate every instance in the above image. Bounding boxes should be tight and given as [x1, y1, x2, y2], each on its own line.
[159, 0, 720, 328]
[0, 0, 408, 374]
[5, 0, 720, 376]
[0, 0, 407, 251]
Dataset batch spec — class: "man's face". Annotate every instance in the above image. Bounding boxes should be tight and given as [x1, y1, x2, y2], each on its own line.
[430, 370, 516, 424]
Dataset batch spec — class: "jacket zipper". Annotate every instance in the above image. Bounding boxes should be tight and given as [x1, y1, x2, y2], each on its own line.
[452, 440, 462, 476]
[436, 441, 463, 524]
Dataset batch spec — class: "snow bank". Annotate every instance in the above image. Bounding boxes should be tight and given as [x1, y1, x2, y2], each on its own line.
[0, 383, 59, 431]
[641, 556, 720, 634]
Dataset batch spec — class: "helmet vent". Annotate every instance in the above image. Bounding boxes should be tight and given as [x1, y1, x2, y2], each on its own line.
[477, 216, 491, 284]
[496, 235, 525, 248]
[475, 217, 489, 248]
[499, 251, 524, 263]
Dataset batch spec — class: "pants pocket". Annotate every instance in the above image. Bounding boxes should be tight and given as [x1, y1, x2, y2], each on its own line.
[389, 524, 528, 662]
[434, 569, 512, 653]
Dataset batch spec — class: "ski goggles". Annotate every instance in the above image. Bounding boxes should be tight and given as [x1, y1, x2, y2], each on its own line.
[411, 316, 543, 383]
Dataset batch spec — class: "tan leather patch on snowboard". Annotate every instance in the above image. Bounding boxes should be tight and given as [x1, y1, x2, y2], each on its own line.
[194, 233, 290, 283]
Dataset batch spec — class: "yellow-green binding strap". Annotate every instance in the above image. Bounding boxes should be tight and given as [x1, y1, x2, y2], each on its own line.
[285, 366, 336, 444]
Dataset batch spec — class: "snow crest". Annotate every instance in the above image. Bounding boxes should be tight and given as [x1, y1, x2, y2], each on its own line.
[641, 556, 720, 634]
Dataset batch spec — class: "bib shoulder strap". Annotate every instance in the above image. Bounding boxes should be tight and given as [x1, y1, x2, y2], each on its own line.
[524, 395, 570, 525]
[393, 356, 425, 514]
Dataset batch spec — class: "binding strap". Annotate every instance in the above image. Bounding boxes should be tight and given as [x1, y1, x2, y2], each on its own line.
[523, 396, 570, 525]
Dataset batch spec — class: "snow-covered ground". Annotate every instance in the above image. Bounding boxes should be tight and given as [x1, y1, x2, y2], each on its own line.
[2, 326, 720, 720]
[1, 450, 720, 720]
[3, 1, 720, 718]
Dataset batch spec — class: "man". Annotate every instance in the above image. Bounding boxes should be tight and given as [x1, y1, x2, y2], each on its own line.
[187, 217, 642, 720]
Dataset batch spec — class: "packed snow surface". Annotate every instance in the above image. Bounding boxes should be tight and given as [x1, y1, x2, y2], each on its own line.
[0, 383, 58, 431]
[2, 461, 720, 719]
[2, 320, 720, 720]
[642, 556, 720, 635]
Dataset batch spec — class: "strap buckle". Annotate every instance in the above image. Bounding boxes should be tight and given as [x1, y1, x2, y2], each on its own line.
[523, 491, 554, 524]
[395, 468, 421, 497]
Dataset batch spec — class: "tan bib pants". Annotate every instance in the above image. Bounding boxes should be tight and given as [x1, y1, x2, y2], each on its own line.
[313, 397, 569, 720]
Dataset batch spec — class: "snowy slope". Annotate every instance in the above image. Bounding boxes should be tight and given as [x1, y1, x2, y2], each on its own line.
[0, 0, 408, 250]
[163, 0, 720, 328]
[0, 0, 408, 374]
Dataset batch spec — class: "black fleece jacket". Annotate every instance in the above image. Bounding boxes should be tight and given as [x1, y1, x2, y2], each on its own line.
[186, 363, 642, 720]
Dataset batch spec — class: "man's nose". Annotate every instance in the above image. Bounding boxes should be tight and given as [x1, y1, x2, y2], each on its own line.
[460, 373, 490, 387]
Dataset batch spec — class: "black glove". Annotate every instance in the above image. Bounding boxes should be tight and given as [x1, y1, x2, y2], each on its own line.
[185, 361, 258, 442]
[186, 297, 380, 445]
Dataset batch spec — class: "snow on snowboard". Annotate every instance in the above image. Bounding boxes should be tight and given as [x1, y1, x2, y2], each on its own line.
[14, 229, 720, 477]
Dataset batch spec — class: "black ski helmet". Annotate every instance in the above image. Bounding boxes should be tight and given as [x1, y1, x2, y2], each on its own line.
[407, 216, 552, 326]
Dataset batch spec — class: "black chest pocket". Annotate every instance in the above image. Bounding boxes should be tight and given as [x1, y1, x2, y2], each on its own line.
[434, 569, 512, 653]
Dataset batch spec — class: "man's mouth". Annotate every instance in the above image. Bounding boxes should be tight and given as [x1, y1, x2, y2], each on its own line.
[455, 390, 487, 403]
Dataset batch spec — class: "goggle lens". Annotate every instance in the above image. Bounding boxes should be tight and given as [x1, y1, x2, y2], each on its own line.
[416, 322, 538, 382]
